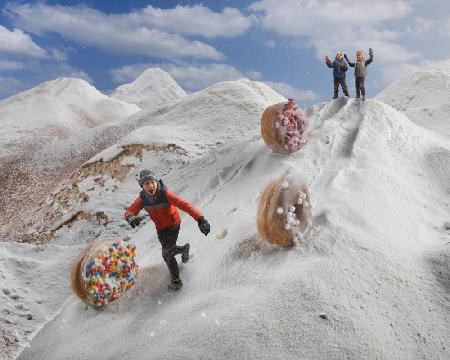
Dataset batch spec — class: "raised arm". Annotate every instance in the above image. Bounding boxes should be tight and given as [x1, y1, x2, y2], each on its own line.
[344, 54, 355, 67]
[325, 56, 334, 68]
[365, 48, 374, 66]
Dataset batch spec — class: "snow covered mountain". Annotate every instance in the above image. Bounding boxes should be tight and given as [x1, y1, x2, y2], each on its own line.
[376, 68, 450, 137]
[111, 68, 187, 110]
[0, 77, 140, 158]
[1, 74, 450, 360]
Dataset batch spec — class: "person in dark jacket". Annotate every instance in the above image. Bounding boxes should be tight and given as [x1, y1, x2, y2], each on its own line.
[325, 51, 349, 99]
[344, 48, 374, 101]
[125, 169, 210, 292]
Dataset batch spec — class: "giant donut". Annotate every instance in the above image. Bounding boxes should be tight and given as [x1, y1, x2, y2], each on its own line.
[257, 171, 311, 247]
[71, 235, 139, 307]
[261, 99, 308, 154]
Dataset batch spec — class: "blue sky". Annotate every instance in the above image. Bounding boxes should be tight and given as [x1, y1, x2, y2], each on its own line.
[0, 0, 449, 105]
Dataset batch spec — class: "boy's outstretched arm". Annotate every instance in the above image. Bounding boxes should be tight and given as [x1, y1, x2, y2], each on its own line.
[166, 190, 203, 221]
[344, 53, 355, 67]
[124, 197, 144, 228]
[324, 56, 333, 68]
[366, 48, 374, 66]
[124, 197, 144, 220]
[166, 190, 210, 235]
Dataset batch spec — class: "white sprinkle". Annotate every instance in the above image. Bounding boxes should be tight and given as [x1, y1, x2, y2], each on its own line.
[284, 223, 291, 230]
[276, 207, 283, 215]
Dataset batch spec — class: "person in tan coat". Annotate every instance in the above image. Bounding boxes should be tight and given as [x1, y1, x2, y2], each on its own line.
[344, 48, 374, 101]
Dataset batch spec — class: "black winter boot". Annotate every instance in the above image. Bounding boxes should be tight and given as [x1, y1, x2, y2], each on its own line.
[181, 243, 190, 263]
[168, 278, 183, 292]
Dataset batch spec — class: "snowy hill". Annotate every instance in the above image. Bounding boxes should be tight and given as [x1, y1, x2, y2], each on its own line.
[1, 77, 450, 360]
[111, 68, 187, 110]
[376, 68, 450, 137]
[0, 77, 140, 158]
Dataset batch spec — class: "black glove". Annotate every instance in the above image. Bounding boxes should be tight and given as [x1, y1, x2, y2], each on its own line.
[127, 216, 141, 228]
[369, 48, 373, 55]
[344, 53, 348, 59]
[198, 216, 210, 236]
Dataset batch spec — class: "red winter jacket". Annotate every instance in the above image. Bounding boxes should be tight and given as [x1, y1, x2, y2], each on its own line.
[124, 188, 203, 231]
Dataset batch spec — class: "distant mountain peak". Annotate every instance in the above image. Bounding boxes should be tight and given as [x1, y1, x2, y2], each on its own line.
[111, 67, 186, 110]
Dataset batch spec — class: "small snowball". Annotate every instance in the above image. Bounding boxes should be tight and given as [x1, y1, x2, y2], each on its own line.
[303, 201, 309, 208]
[277, 207, 284, 215]
[282, 181, 289, 189]
[296, 198, 303, 205]
[284, 223, 291, 230]
[288, 205, 296, 213]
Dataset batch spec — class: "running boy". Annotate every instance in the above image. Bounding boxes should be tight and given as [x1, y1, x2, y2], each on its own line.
[125, 169, 210, 292]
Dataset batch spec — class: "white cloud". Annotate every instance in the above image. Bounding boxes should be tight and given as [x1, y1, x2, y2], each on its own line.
[4, 3, 231, 61]
[264, 81, 318, 101]
[249, 0, 415, 60]
[264, 40, 276, 48]
[0, 59, 23, 71]
[140, 5, 255, 38]
[50, 48, 68, 62]
[244, 70, 263, 80]
[0, 25, 47, 58]
[249, 0, 411, 36]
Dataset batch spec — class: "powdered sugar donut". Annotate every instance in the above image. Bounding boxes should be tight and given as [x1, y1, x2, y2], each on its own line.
[71, 235, 139, 307]
[261, 99, 308, 154]
[257, 171, 311, 247]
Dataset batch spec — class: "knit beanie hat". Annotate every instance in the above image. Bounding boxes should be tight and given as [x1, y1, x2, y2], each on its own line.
[138, 169, 158, 188]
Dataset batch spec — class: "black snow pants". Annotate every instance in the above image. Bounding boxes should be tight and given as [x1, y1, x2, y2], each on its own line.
[355, 77, 366, 97]
[333, 77, 349, 98]
[157, 225, 184, 281]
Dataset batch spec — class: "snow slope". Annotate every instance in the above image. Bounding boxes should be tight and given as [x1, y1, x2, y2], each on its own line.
[13, 92, 450, 360]
[111, 68, 187, 110]
[376, 68, 450, 138]
[0, 78, 141, 243]
[24, 79, 285, 244]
